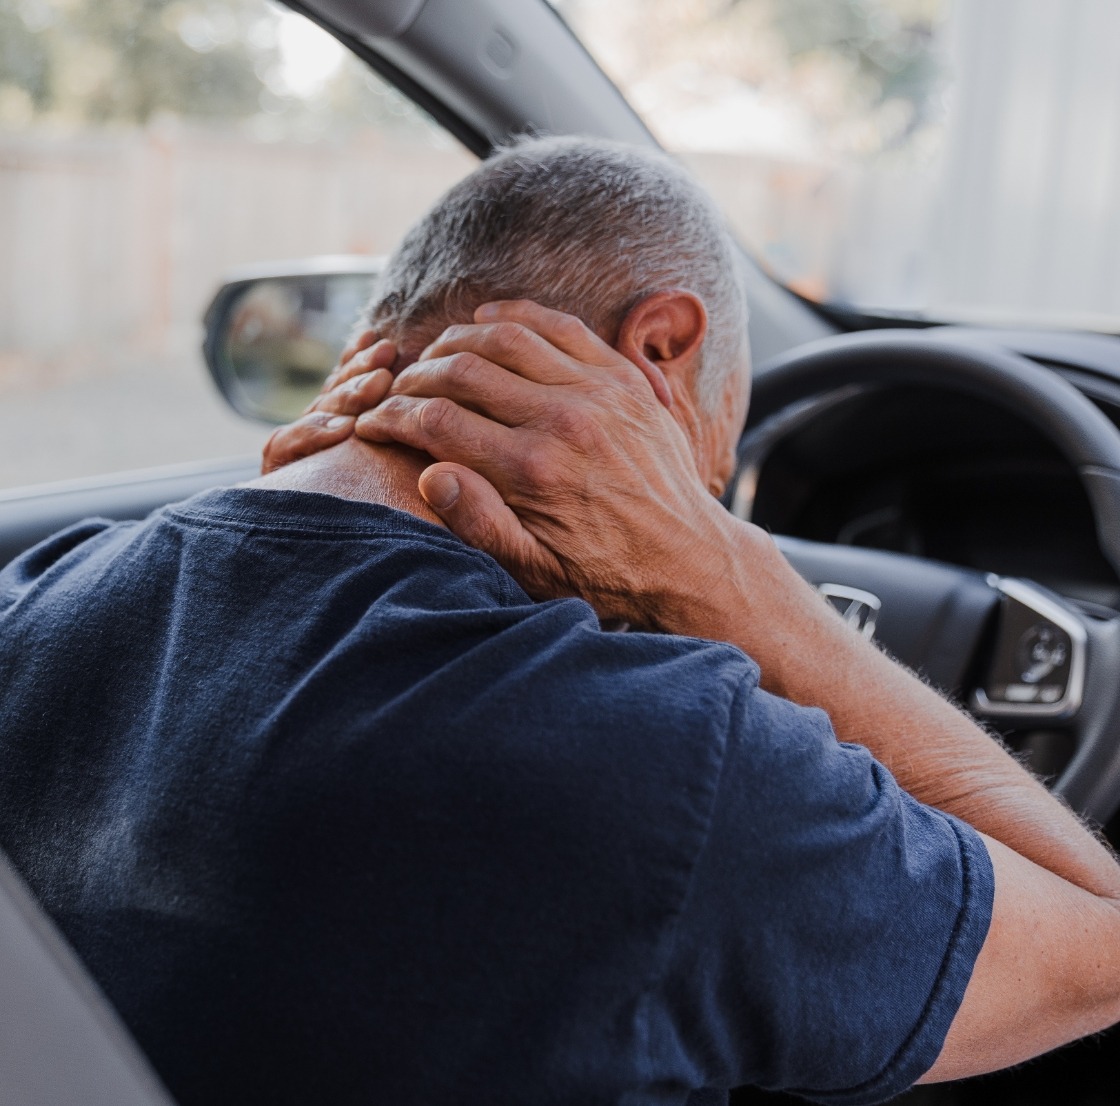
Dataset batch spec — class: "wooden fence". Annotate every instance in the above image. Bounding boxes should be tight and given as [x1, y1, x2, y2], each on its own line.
[0, 123, 471, 391]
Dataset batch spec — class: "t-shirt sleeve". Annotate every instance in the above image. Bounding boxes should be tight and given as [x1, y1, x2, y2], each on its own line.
[652, 677, 995, 1104]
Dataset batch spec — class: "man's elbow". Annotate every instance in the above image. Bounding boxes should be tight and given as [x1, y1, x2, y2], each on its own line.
[920, 854, 1120, 1085]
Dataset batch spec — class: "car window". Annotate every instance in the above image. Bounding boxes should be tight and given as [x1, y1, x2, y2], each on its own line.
[0, 0, 473, 491]
[558, 0, 1120, 333]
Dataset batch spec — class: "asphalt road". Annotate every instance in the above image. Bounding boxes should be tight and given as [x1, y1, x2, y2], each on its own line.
[0, 349, 270, 491]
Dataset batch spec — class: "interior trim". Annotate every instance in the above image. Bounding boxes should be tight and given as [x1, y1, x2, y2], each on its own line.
[280, 0, 491, 156]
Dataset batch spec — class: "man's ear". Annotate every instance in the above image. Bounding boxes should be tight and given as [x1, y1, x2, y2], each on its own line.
[615, 290, 708, 410]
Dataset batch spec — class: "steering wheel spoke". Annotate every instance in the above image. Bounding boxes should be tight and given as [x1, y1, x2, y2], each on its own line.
[970, 576, 1087, 724]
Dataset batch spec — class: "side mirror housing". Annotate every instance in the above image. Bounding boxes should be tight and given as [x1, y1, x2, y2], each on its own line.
[202, 257, 385, 425]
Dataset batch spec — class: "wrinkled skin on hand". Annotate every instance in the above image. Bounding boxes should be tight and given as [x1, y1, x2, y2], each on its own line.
[261, 301, 742, 630]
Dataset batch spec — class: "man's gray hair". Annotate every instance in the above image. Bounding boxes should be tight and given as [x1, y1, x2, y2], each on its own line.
[366, 134, 749, 410]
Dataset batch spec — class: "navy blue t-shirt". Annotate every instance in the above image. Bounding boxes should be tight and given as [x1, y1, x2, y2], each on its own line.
[0, 488, 993, 1105]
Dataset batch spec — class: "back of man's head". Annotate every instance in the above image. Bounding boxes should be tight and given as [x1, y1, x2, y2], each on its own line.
[366, 134, 749, 409]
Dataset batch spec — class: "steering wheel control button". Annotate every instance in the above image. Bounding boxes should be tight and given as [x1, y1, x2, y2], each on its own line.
[986, 615, 1073, 706]
[1001, 683, 1041, 703]
[1015, 623, 1070, 684]
[818, 584, 881, 639]
[972, 578, 1086, 721]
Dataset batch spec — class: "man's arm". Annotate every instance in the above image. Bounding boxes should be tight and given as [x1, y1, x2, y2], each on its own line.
[269, 299, 1120, 1081]
[675, 518, 1120, 1080]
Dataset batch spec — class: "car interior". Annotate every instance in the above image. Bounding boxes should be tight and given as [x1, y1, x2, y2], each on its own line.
[2, 0, 1120, 1102]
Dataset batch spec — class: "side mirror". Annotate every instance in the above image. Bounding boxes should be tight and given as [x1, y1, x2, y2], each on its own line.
[202, 257, 385, 424]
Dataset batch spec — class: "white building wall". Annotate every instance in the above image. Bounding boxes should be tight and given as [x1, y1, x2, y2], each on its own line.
[931, 0, 1120, 327]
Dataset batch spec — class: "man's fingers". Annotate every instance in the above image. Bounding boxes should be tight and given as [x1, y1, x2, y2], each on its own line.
[474, 300, 617, 363]
[421, 303, 652, 403]
[355, 394, 531, 494]
[337, 329, 377, 371]
[421, 319, 591, 388]
[480, 300, 675, 409]
[261, 411, 354, 474]
[309, 368, 393, 416]
[418, 463, 560, 598]
[322, 337, 395, 393]
[391, 353, 554, 427]
[264, 351, 396, 474]
[323, 345, 366, 392]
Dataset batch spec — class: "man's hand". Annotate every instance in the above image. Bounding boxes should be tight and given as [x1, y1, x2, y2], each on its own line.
[260, 331, 397, 475]
[353, 300, 738, 627]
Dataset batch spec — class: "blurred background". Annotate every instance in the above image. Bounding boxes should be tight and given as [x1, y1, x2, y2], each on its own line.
[0, 0, 471, 487]
[1, 0, 1118, 488]
[563, 0, 1120, 329]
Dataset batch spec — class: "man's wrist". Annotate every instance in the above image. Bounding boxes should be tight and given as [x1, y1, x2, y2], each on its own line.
[642, 510, 877, 702]
[641, 507, 779, 647]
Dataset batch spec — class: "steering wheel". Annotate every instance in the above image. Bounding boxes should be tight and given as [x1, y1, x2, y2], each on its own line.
[732, 329, 1120, 825]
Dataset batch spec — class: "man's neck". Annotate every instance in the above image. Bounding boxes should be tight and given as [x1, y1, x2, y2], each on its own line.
[248, 438, 445, 528]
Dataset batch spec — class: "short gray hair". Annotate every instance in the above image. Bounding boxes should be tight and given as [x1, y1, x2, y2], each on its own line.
[365, 135, 749, 410]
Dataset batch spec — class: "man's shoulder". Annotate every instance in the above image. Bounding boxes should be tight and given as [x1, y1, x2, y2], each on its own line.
[0, 482, 767, 820]
[169, 485, 765, 745]
[499, 601, 758, 741]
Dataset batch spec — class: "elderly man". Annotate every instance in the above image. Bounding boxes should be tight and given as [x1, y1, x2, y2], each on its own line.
[2, 136, 1119, 1106]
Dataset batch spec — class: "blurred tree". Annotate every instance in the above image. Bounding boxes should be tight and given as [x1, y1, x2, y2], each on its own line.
[69, 0, 273, 123]
[0, 1, 52, 110]
[558, 0, 948, 157]
[757, 0, 943, 125]
[0, 0, 276, 123]
[0, 0, 439, 135]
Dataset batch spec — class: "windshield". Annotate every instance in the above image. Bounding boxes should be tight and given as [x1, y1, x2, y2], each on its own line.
[558, 0, 1120, 333]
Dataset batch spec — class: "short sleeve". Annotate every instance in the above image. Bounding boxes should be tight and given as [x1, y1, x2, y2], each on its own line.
[650, 681, 995, 1104]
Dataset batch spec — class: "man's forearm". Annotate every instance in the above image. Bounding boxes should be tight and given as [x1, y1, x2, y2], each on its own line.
[659, 515, 1120, 902]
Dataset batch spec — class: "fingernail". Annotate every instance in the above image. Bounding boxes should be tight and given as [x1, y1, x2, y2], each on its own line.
[326, 416, 351, 429]
[475, 302, 500, 320]
[425, 472, 460, 510]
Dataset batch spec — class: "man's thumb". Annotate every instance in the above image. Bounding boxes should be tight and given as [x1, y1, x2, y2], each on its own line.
[418, 463, 537, 574]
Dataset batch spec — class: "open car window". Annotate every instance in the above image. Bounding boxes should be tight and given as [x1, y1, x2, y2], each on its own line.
[0, 0, 473, 491]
